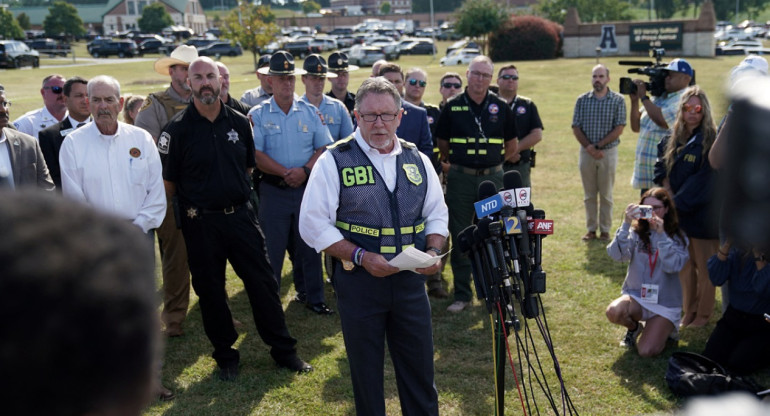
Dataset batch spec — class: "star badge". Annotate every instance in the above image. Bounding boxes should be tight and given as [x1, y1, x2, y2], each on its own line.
[187, 207, 198, 219]
[227, 129, 239, 143]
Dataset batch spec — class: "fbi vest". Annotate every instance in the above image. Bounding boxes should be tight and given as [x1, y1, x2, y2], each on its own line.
[330, 136, 428, 260]
[445, 93, 507, 168]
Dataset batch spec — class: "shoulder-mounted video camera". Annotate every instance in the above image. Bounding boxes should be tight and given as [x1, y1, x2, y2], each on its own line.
[618, 48, 669, 97]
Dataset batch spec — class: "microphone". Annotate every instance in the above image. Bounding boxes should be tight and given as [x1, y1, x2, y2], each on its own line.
[500, 206, 522, 300]
[474, 180, 503, 219]
[502, 170, 531, 211]
[529, 209, 550, 294]
[459, 225, 493, 312]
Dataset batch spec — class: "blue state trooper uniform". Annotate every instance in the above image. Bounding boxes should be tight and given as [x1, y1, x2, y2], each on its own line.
[329, 136, 438, 416]
[249, 97, 333, 305]
[300, 94, 354, 141]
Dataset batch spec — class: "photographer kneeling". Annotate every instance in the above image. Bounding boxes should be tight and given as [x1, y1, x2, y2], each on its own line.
[605, 187, 689, 357]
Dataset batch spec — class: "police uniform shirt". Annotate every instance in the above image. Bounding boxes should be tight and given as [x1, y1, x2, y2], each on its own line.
[249, 97, 333, 169]
[300, 94, 354, 141]
[326, 90, 355, 118]
[13, 106, 65, 139]
[225, 94, 252, 117]
[241, 86, 272, 108]
[434, 90, 517, 169]
[510, 95, 544, 145]
[421, 102, 441, 137]
[299, 129, 448, 254]
[160, 103, 255, 210]
[134, 86, 190, 140]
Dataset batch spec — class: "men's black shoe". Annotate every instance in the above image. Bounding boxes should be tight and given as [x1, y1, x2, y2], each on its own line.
[293, 292, 307, 304]
[276, 355, 313, 374]
[307, 302, 335, 315]
[217, 364, 239, 381]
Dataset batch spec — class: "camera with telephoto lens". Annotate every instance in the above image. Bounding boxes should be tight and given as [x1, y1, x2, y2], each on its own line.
[618, 48, 668, 97]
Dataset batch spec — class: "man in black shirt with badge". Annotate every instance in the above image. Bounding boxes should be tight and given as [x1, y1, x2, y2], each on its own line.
[435, 55, 518, 313]
[159, 57, 311, 381]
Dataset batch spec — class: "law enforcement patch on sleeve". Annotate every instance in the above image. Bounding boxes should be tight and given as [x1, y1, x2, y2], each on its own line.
[158, 132, 171, 154]
[140, 96, 153, 112]
[402, 164, 422, 185]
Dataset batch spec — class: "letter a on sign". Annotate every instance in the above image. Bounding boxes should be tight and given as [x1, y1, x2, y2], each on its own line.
[600, 25, 618, 52]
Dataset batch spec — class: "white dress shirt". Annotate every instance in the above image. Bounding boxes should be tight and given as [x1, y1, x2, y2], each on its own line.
[299, 129, 448, 253]
[13, 106, 66, 139]
[59, 121, 166, 233]
[0, 130, 14, 188]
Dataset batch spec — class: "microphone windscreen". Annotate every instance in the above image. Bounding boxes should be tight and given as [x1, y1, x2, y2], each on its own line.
[503, 170, 523, 190]
[532, 209, 546, 219]
[476, 217, 493, 239]
[477, 180, 498, 200]
[457, 226, 476, 253]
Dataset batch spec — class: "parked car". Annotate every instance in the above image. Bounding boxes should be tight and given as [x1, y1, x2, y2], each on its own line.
[89, 40, 141, 58]
[185, 37, 216, 49]
[86, 37, 112, 54]
[440, 48, 481, 66]
[310, 37, 337, 52]
[25, 38, 69, 57]
[446, 39, 479, 55]
[0, 40, 40, 68]
[197, 41, 243, 57]
[715, 39, 765, 55]
[282, 40, 322, 58]
[366, 36, 400, 60]
[400, 41, 436, 55]
[347, 45, 386, 67]
[139, 39, 175, 54]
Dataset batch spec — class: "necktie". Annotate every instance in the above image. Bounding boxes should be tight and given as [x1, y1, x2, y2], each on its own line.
[76, 123, 85, 128]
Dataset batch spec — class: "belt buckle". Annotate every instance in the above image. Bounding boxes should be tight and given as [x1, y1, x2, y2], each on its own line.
[476, 168, 487, 176]
[223, 206, 235, 215]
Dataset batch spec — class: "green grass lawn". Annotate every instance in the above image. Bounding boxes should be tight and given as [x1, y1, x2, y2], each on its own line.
[3, 43, 767, 415]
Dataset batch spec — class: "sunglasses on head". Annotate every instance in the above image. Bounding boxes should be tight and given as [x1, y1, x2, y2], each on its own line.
[499, 74, 519, 81]
[408, 79, 427, 87]
[682, 103, 702, 114]
[442, 82, 462, 89]
[44, 86, 63, 94]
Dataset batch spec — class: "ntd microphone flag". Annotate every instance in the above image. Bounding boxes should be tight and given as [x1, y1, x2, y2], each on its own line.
[474, 193, 503, 219]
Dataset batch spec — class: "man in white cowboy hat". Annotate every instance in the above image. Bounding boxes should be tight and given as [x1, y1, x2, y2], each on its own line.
[326, 51, 359, 119]
[134, 44, 197, 338]
[248, 51, 334, 316]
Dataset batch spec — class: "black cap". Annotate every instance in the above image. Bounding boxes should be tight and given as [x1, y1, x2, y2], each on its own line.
[302, 54, 337, 78]
[257, 51, 306, 76]
[257, 54, 272, 69]
[328, 52, 360, 72]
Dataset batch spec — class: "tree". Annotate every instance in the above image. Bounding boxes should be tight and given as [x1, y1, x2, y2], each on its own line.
[380, 1, 391, 14]
[0, 9, 25, 40]
[17, 13, 31, 31]
[222, 3, 279, 70]
[138, 3, 174, 34]
[537, 0, 632, 24]
[43, 1, 85, 40]
[302, 0, 321, 14]
[454, 0, 509, 55]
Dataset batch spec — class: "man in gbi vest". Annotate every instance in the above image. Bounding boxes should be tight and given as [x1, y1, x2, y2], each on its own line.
[435, 55, 519, 313]
[135, 45, 197, 337]
[299, 77, 448, 416]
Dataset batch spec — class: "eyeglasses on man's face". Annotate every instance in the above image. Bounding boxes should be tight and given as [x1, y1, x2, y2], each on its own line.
[358, 113, 399, 122]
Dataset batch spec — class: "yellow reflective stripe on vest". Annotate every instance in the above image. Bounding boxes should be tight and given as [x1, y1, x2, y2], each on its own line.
[350, 224, 379, 237]
[335, 221, 350, 230]
[381, 246, 396, 254]
[337, 221, 425, 238]
[488, 138, 504, 144]
[449, 138, 467, 144]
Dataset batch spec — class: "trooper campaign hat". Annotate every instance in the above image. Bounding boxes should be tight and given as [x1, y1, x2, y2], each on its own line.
[327, 52, 359, 73]
[257, 54, 272, 69]
[257, 50, 307, 76]
[302, 54, 337, 78]
[154, 45, 198, 75]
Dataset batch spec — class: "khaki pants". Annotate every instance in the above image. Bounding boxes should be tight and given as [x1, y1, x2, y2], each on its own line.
[579, 146, 617, 234]
[158, 201, 191, 334]
[680, 237, 719, 321]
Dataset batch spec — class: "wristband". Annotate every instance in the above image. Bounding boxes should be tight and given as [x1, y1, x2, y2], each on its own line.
[427, 247, 442, 255]
[355, 248, 366, 266]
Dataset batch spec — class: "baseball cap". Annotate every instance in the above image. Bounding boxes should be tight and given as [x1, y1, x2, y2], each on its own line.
[663, 58, 694, 78]
[737, 54, 768, 75]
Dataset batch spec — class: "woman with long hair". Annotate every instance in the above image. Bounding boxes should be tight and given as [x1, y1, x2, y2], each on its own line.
[123, 95, 145, 125]
[653, 85, 719, 328]
[605, 187, 689, 357]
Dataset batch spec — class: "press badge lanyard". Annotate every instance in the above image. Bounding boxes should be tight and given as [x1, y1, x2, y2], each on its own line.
[464, 93, 490, 140]
[647, 249, 659, 278]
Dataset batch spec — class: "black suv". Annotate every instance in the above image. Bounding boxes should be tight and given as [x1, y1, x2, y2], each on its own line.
[0, 40, 40, 69]
[282, 40, 321, 58]
[90, 40, 141, 58]
[197, 41, 243, 57]
[25, 38, 70, 57]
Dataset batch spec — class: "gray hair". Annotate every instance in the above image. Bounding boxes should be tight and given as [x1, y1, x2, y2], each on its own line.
[355, 77, 401, 112]
[87, 75, 121, 98]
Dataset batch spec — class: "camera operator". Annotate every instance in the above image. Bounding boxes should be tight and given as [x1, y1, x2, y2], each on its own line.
[629, 59, 693, 195]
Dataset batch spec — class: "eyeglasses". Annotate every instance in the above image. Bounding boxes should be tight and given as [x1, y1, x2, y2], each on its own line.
[44, 86, 63, 94]
[408, 79, 427, 87]
[0, 101, 11, 109]
[499, 74, 519, 81]
[682, 104, 702, 114]
[469, 70, 493, 80]
[359, 113, 398, 122]
[442, 82, 462, 89]
[651, 205, 665, 211]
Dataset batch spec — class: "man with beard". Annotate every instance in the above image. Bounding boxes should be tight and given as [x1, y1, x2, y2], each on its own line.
[13, 74, 67, 138]
[0, 86, 54, 190]
[216, 61, 251, 116]
[571, 64, 627, 241]
[135, 45, 197, 337]
[249, 51, 335, 315]
[160, 57, 312, 380]
[39, 77, 91, 191]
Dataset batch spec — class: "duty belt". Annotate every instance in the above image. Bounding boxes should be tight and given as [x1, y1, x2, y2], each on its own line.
[335, 220, 425, 254]
[449, 164, 503, 176]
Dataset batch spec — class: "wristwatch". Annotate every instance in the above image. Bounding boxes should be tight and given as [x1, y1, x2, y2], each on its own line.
[427, 247, 442, 255]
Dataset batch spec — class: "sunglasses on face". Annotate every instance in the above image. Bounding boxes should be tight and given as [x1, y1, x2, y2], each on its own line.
[499, 74, 519, 81]
[0, 101, 11, 109]
[408, 79, 427, 87]
[44, 86, 63, 94]
[682, 104, 702, 114]
[442, 82, 462, 89]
